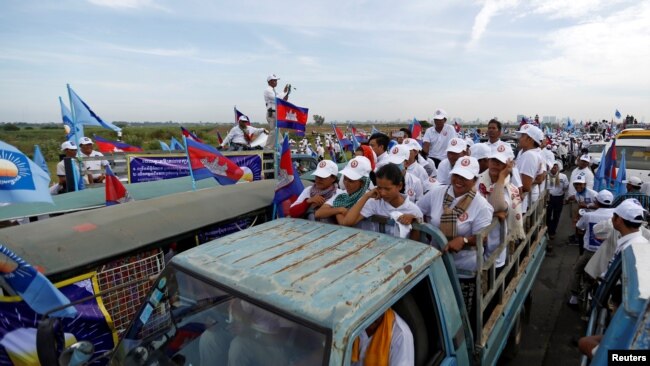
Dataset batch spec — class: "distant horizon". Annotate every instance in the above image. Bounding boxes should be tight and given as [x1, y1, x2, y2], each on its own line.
[1, 1, 648, 124]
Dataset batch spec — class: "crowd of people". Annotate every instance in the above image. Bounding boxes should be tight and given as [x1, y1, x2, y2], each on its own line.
[284, 109, 649, 363]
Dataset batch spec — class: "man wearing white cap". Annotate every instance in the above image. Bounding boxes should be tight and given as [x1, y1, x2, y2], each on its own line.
[469, 143, 491, 174]
[413, 156, 493, 326]
[436, 138, 468, 186]
[612, 176, 650, 212]
[567, 155, 594, 197]
[422, 109, 457, 168]
[264, 74, 290, 150]
[289, 160, 339, 220]
[568, 190, 616, 309]
[54, 141, 79, 194]
[78, 136, 108, 184]
[221, 116, 268, 151]
[401, 139, 431, 185]
[514, 124, 545, 212]
[385, 145, 423, 203]
[611, 198, 649, 256]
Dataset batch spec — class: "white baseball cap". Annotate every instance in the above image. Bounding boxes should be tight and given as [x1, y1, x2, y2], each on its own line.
[446, 138, 467, 154]
[313, 160, 338, 178]
[60, 141, 77, 151]
[580, 155, 591, 163]
[79, 136, 93, 145]
[596, 190, 614, 205]
[515, 124, 544, 145]
[494, 142, 515, 159]
[402, 138, 422, 151]
[572, 175, 586, 184]
[340, 156, 371, 181]
[623, 176, 643, 188]
[387, 145, 410, 164]
[267, 74, 280, 82]
[470, 143, 490, 160]
[489, 151, 509, 164]
[553, 160, 564, 171]
[614, 198, 647, 223]
[464, 137, 475, 147]
[238, 115, 250, 123]
[450, 156, 480, 180]
[433, 109, 447, 120]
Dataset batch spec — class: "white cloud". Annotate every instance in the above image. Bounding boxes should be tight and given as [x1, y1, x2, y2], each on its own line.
[468, 0, 520, 48]
[110, 45, 197, 57]
[87, 0, 169, 12]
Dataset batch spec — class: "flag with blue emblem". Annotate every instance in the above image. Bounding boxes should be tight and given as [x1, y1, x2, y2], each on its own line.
[67, 85, 122, 132]
[0, 141, 53, 204]
[0, 244, 76, 318]
[32, 145, 49, 178]
[615, 109, 622, 119]
[170, 136, 184, 151]
[60, 96, 83, 142]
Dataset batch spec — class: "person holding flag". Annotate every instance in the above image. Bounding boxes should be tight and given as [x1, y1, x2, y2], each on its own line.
[264, 74, 290, 150]
[220, 116, 267, 151]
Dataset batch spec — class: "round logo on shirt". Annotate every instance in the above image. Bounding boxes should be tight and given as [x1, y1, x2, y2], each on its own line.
[450, 139, 457, 146]
[408, 189, 414, 196]
[512, 203, 517, 209]
[429, 177, 437, 183]
[392, 147, 399, 154]
[458, 212, 468, 222]
[351, 160, 358, 168]
[460, 158, 470, 167]
[516, 213, 521, 220]
[318, 161, 326, 168]
[497, 145, 506, 153]
[404, 138, 411, 144]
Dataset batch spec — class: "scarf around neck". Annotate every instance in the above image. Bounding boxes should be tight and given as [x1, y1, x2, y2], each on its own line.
[310, 184, 337, 201]
[440, 185, 477, 241]
[477, 172, 525, 241]
[333, 177, 370, 209]
[351, 308, 395, 366]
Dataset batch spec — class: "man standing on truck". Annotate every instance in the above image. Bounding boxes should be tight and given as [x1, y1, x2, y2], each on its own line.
[351, 309, 414, 366]
[264, 74, 289, 151]
[422, 109, 457, 168]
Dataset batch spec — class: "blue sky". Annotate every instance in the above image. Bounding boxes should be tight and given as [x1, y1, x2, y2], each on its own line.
[1, 0, 648, 124]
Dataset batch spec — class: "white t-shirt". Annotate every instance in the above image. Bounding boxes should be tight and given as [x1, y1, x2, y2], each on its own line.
[375, 152, 389, 171]
[436, 159, 452, 185]
[360, 195, 423, 237]
[222, 125, 265, 146]
[417, 186, 494, 277]
[80, 150, 108, 179]
[264, 86, 279, 110]
[404, 173, 423, 203]
[577, 208, 615, 252]
[423, 124, 457, 161]
[515, 148, 542, 212]
[574, 188, 598, 208]
[406, 162, 429, 185]
[351, 312, 414, 366]
[567, 167, 595, 197]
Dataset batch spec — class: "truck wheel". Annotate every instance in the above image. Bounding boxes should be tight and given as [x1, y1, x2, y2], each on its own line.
[501, 309, 524, 361]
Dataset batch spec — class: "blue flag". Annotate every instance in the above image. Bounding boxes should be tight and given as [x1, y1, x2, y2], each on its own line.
[33, 145, 49, 178]
[170, 136, 184, 151]
[615, 109, 622, 119]
[593, 147, 608, 192]
[615, 149, 627, 197]
[60, 96, 83, 142]
[68, 85, 122, 132]
[371, 126, 380, 135]
[273, 135, 304, 217]
[159, 140, 171, 151]
[0, 245, 77, 318]
[0, 141, 53, 204]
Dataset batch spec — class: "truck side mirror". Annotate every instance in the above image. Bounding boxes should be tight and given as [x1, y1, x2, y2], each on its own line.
[59, 341, 95, 366]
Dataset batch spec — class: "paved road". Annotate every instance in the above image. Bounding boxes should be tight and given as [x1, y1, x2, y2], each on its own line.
[508, 203, 585, 365]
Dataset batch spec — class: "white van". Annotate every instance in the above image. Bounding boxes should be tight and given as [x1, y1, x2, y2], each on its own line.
[615, 129, 650, 181]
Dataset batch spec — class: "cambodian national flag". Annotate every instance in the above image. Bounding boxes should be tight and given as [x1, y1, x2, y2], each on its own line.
[0, 141, 53, 204]
[409, 118, 422, 140]
[186, 138, 243, 185]
[350, 124, 367, 142]
[276, 98, 309, 136]
[217, 131, 224, 145]
[234, 106, 250, 125]
[273, 135, 304, 217]
[105, 165, 133, 206]
[332, 124, 352, 148]
[0, 244, 77, 317]
[454, 121, 461, 133]
[94, 135, 143, 153]
[615, 109, 622, 119]
[181, 126, 203, 143]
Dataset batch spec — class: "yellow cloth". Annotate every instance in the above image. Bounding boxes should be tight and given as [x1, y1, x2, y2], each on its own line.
[351, 309, 395, 365]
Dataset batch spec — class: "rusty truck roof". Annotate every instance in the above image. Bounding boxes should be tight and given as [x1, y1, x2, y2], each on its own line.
[171, 218, 439, 331]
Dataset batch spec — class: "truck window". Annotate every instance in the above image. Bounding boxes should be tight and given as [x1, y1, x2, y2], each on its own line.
[349, 276, 446, 366]
[616, 145, 650, 171]
[115, 267, 329, 366]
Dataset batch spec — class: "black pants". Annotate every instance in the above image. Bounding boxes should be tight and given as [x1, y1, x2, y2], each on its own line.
[432, 158, 441, 168]
[546, 195, 564, 236]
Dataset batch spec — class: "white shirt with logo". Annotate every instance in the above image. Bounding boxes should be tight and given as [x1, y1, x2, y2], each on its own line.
[404, 173, 423, 203]
[360, 196, 423, 237]
[423, 124, 457, 161]
[406, 162, 429, 185]
[577, 208, 616, 252]
[436, 159, 452, 185]
[515, 148, 542, 212]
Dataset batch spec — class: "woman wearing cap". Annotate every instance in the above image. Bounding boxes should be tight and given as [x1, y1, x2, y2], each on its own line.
[315, 157, 372, 225]
[339, 164, 423, 239]
[476, 152, 524, 273]
[409, 156, 493, 325]
[289, 160, 339, 220]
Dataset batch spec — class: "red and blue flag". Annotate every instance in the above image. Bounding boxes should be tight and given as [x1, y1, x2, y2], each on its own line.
[217, 131, 224, 145]
[94, 135, 143, 153]
[181, 126, 203, 143]
[454, 121, 461, 133]
[234, 106, 250, 125]
[186, 139, 243, 185]
[273, 135, 304, 216]
[105, 165, 133, 206]
[276, 98, 309, 136]
[332, 123, 352, 149]
[409, 118, 422, 140]
[349, 123, 367, 142]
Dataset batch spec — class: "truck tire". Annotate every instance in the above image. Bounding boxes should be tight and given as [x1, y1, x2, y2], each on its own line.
[501, 309, 524, 361]
[36, 317, 64, 366]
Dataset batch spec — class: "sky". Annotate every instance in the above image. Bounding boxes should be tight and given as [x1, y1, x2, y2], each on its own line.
[0, 0, 648, 124]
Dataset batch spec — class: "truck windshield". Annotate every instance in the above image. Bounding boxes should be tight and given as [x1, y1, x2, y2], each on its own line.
[617, 145, 650, 171]
[112, 267, 328, 366]
[588, 144, 606, 153]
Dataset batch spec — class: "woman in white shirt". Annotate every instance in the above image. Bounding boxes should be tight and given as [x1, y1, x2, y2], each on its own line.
[408, 156, 493, 327]
[340, 163, 423, 239]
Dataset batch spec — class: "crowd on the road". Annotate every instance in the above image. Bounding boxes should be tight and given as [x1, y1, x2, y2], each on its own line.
[283, 109, 650, 364]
